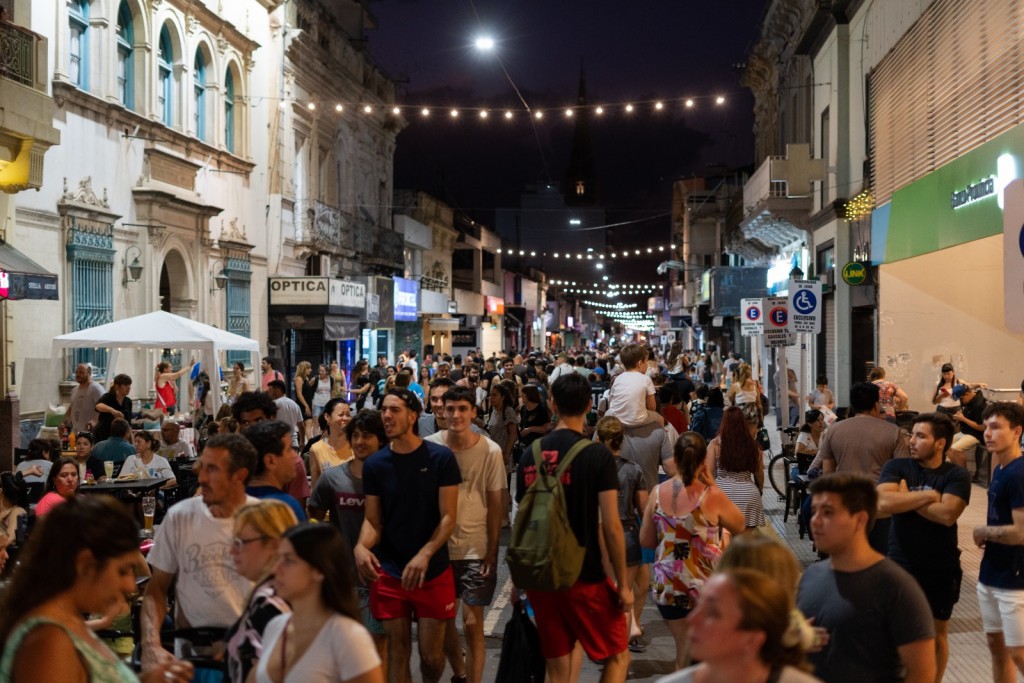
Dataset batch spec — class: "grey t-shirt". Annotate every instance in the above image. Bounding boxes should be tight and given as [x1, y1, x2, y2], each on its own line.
[615, 457, 647, 528]
[619, 422, 672, 491]
[659, 664, 821, 683]
[797, 558, 934, 683]
[308, 461, 365, 584]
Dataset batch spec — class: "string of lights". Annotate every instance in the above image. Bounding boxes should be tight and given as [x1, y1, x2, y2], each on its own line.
[497, 243, 675, 260]
[262, 93, 731, 121]
[582, 301, 638, 309]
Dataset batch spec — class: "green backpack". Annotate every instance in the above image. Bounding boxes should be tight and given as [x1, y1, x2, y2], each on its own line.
[506, 438, 589, 591]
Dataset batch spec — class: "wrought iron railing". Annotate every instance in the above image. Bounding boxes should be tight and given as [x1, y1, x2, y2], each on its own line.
[0, 21, 37, 87]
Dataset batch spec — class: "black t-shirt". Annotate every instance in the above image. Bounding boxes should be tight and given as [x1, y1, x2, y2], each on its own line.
[878, 458, 970, 570]
[94, 392, 131, 443]
[515, 429, 619, 583]
[362, 440, 461, 580]
[961, 393, 987, 440]
[519, 404, 551, 446]
[482, 370, 499, 388]
[354, 375, 372, 410]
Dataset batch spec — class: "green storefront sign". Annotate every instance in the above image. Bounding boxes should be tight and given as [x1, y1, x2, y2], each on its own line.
[880, 123, 1024, 263]
[841, 262, 868, 285]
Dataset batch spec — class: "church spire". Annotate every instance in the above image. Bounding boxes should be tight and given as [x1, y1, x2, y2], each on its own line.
[564, 65, 598, 206]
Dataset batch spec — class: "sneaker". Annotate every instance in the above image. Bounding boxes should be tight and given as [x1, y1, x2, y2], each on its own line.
[628, 636, 647, 653]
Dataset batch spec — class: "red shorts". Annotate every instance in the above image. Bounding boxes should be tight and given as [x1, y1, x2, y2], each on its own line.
[369, 566, 456, 620]
[527, 579, 627, 661]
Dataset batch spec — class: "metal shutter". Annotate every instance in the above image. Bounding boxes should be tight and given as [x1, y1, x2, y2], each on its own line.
[870, 0, 1023, 204]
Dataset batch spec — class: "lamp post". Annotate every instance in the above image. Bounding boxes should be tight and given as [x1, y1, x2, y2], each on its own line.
[209, 260, 228, 294]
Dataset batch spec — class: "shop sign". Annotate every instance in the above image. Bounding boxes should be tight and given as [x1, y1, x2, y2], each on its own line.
[951, 177, 996, 209]
[393, 277, 419, 322]
[367, 293, 380, 324]
[486, 296, 505, 315]
[448, 300, 458, 314]
[269, 277, 329, 306]
[328, 279, 366, 310]
[841, 262, 868, 285]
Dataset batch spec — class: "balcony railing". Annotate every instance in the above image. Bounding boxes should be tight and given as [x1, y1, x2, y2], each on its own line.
[354, 221, 404, 269]
[296, 200, 354, 253]
[743, 154, 789, 208]
[0, 21, 40, 88]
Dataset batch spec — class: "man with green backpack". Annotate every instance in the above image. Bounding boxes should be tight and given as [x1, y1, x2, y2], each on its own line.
[509, 372, 632, 682]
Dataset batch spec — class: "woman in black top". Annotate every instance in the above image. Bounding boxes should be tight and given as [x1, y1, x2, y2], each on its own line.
[518, 384, 551, 447]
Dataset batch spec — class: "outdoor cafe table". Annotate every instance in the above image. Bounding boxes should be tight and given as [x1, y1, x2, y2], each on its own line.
[78, 477, 170, 497]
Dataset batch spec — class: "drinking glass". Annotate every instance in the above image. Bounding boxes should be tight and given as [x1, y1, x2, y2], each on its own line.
[104, 461, 114, 480]
[142, 496, 157, 536]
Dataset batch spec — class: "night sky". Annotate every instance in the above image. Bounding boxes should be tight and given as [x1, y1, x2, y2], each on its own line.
[366, 0, 766, 284]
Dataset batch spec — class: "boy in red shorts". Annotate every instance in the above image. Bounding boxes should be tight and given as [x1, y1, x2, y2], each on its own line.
[355, 389, 461, 683]
[514, 372, 632, 682]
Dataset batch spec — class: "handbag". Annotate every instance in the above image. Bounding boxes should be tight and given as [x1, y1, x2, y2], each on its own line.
[496, 601, 546, 683]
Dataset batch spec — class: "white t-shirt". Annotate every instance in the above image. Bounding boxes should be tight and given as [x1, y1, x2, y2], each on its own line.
[606, 371, 655, 427]
[659, 664, 820, 683]
[255, 613, 380, 683]
[158, 440, 195, 461]
[120, 453, 174, 479]
[426, 431, 507, 560]
[796, 431, 819, 453]
[148, 496, 257, 629]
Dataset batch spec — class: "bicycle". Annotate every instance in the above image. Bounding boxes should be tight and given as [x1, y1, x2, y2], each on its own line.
[767, 427, 801, 500]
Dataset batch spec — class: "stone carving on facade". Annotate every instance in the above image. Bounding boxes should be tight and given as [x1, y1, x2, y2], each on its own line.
[187, 15, 199, 35]
[216, 32, 228, 54]
[220, 217, 249, 244]
[62, 177, 110, 208]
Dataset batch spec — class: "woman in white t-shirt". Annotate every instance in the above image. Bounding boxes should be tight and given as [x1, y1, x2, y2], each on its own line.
[122, 432, 176, 487]
[255, 524, 382, 683]
[795, 410, 825, 457]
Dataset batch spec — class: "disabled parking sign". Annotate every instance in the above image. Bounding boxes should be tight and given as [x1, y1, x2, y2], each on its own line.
[787, 280, 822, 334]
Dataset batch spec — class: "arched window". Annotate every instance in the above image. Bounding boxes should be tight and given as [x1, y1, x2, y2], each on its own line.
[193, 50, 206, 141]
[68, 0, 89, 88]
[224, 69, 234, 153]
[158, 27, 173, 126]
[116, 1, 133, 109]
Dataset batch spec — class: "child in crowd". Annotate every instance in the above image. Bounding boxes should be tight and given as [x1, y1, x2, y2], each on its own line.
[604, 344, 664, 428]
[597, 416, 649, 652]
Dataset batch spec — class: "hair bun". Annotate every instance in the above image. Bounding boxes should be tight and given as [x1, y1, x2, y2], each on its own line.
[783, 609, 816, 650]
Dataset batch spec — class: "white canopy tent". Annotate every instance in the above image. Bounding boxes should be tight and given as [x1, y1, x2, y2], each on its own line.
[51, 310, 260, 416]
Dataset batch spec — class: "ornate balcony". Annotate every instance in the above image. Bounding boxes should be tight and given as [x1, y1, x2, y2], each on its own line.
[0, 21, 59, 193]
[296, 200, 354, 254]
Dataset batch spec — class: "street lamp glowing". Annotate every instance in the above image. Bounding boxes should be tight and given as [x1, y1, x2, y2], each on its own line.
[715, 95, 726, 105]
[475, 36, 495, 51]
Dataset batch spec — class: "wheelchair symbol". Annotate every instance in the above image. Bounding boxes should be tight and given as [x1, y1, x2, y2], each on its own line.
[792, 290, 817, 315]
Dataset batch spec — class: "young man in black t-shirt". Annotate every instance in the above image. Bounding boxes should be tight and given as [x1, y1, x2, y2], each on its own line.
[514, 373, 631, 681]
[355, 388, 461, 683]
[877, 412, 970, 681]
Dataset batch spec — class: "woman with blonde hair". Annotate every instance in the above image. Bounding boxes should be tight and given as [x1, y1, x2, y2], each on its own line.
[225, 499, 299, 683]
[726, 362, 762, 416]
[294, 361, 315, 442]
[658, 569, 820, 682]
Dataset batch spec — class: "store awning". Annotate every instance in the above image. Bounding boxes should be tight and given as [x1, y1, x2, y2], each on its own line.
[0, 240, 58, 301]
[324, 316, 360, 341]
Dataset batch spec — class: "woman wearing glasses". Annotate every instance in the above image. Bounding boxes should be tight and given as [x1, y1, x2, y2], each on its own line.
[224, 499, 299, 683]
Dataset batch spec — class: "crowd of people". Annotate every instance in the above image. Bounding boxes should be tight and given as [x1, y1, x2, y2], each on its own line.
[1, 346, 1024, 683]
